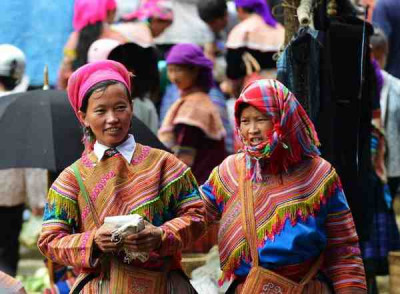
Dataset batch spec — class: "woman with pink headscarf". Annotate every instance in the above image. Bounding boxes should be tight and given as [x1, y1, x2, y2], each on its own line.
[57, 0, 127, 89]
[39, 60, 202, 293]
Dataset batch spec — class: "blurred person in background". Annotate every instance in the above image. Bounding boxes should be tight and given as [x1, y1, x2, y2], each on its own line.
[159, 81, 234, 154]
[371, 29, 400, 199]
[159, 43, 226, 185]
[198, 0, 229, 62]
[0, 44, 48, 277]
[58, 0, 127, 89]
[373, 0, 400, 79]
[88, 39, 160, 134]
[159, 44, 227, 253]
[153, 0, 214, 54]
[0, 45, 29, 96]
[223, 0, 284, 97]
[357, 28, 400, 293]
[113, 0, 174, 47]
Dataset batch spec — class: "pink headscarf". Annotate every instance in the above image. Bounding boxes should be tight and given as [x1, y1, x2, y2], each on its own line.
[73, 0, 117, 32]
[123, 0, 173, 21]
[67, 60, 131, 120]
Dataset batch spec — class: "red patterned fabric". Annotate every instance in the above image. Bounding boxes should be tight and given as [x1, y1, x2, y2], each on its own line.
[201, 155, 367, 292]
[234, 79, 320, 180]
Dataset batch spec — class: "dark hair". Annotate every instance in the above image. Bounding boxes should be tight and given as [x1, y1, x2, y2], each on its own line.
[237, 102, 250, 122]
[198, 0, 227, 23]
[108, 43, 160, 100]
[0, 76, 18, 91]
[148, 17, 172, 24]
[72, 21, 103, 71]
[80, 80, 131, 112]
[240, 7, 255, 14]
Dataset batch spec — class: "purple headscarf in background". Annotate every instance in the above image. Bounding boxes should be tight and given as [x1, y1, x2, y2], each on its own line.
[234, 0, 277, 27]
[166, 43, 214, 92]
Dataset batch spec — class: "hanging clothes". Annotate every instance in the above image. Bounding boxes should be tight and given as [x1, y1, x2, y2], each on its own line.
[325, 16, 375, 242]
[277, 27, 322, 123]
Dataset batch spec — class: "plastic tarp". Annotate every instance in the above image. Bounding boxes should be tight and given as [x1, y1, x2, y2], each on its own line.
[0, 1, 74, 87]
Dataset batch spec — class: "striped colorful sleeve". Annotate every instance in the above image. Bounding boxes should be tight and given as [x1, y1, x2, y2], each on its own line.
[199, 166, 225, 224]
[323, 175, 367, 293]
[37, 167, 98, 269]
[159, 166, 206, 256]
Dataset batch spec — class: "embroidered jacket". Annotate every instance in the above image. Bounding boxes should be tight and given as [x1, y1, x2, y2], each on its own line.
[38, 144, 206, 292]
[201, 154, 366, 293]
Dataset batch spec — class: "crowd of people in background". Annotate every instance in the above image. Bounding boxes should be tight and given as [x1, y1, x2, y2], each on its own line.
[0, 0, 400, 293]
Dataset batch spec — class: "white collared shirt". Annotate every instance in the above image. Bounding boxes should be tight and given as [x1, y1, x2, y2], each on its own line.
[93, 134, 136, 164]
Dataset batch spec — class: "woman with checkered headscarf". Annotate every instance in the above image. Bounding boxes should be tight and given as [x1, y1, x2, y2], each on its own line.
[200, 79, 367, 293]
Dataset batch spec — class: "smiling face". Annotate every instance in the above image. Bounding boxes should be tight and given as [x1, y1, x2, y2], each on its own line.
[167, 64, 199, 91]
[239, 105, 273, 147]
[78, 83, 133, 147]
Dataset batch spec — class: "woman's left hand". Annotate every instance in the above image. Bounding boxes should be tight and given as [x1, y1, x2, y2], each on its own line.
[123, 221, 163, 252]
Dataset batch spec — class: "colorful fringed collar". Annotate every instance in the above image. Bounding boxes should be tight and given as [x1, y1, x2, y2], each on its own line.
[209, 155, 339, 283]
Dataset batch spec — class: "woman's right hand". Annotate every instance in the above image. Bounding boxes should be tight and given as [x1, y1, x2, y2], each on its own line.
[94, 224, 120, 253]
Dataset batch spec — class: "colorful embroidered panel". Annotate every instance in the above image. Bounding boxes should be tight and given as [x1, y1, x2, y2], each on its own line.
[39, 144, 206, 290]
[201, 154, 366, 292]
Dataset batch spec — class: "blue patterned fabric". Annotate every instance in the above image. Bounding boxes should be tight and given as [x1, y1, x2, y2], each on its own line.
[0, 1, 74, 86]
[201, 177, 351, 278]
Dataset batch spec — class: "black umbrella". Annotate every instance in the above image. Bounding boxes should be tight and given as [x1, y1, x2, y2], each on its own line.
[0, 89, 168, 172]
